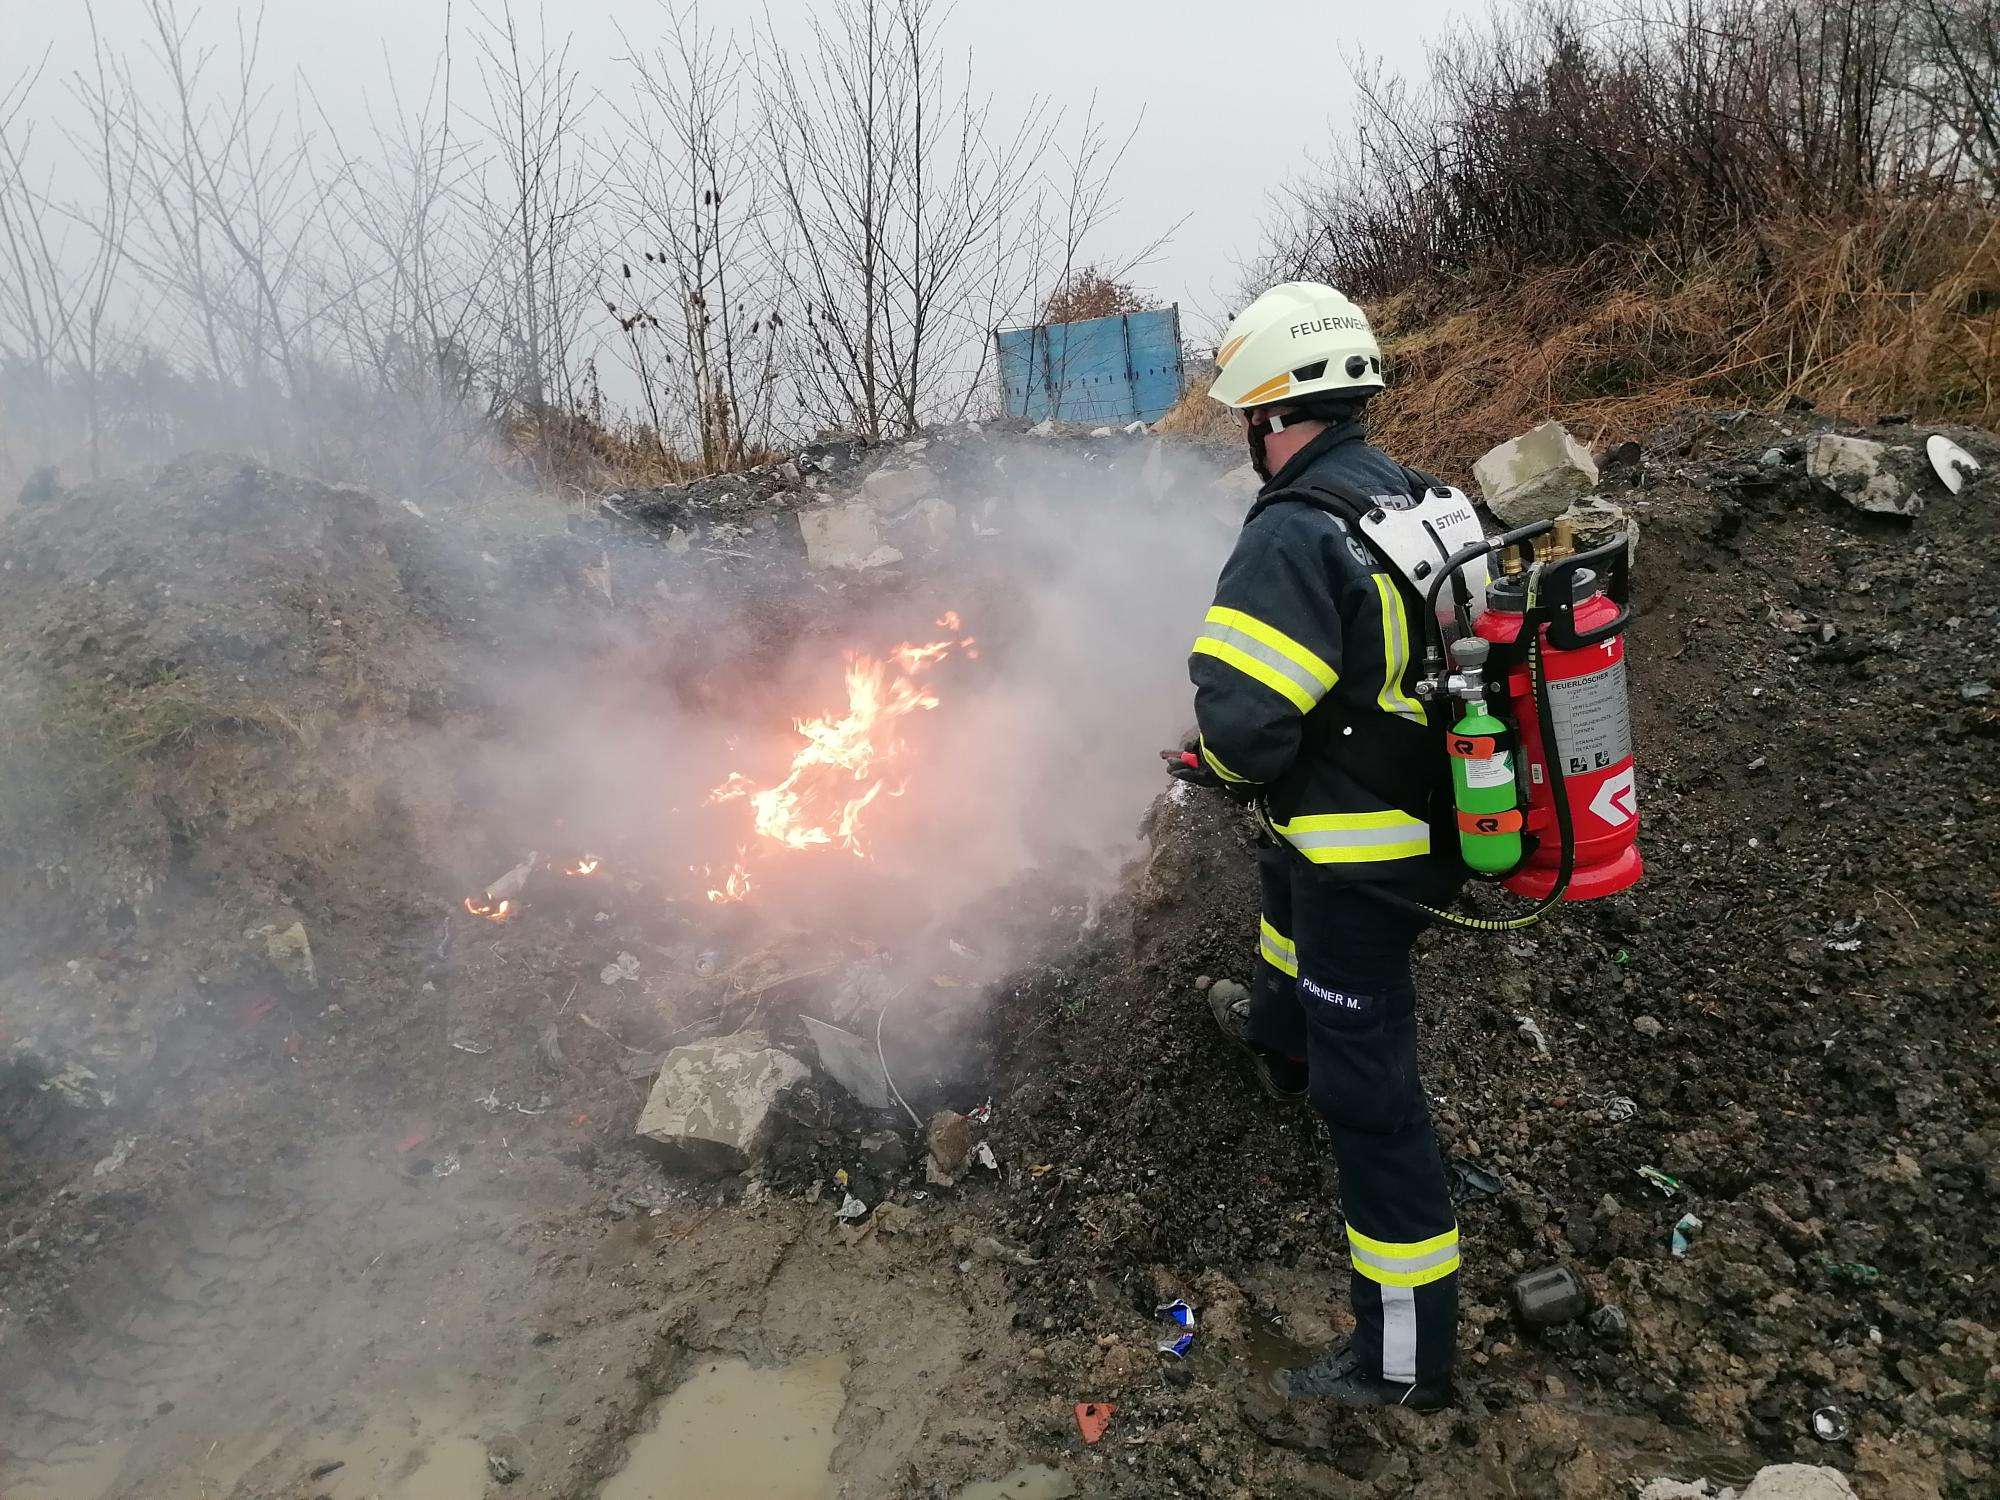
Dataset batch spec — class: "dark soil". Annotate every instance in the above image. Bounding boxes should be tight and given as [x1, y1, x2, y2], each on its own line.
[982, 410, 1998, 1497]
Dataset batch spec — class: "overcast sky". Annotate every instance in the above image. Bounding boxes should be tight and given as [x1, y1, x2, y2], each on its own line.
[11, 0, 1469, 337]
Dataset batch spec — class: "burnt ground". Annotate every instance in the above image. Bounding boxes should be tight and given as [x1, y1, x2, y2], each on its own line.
[0, 412, 1991, 1498]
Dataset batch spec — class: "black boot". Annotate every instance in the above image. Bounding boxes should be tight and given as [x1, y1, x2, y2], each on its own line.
[1273, 1340, 1451, 1410]
[1208, 985, 1307, 1103]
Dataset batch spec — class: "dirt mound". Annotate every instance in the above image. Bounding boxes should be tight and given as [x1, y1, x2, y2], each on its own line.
[983, 410, 1999, 1496]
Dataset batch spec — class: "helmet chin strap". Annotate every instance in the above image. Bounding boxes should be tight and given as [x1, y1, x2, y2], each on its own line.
[1246, 407, 1293, 482]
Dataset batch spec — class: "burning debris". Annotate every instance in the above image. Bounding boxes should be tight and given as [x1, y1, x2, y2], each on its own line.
[466, 850, 539, 923]
[703, 616, 978, 900]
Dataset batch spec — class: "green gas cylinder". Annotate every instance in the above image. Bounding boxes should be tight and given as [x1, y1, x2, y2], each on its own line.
[1447, 638, 1524, 874]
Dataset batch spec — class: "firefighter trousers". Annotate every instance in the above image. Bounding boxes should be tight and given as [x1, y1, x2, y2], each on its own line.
[1249, 841, 1459, 1385]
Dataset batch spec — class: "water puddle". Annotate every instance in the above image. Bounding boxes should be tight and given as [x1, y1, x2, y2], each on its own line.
[956, 1463, 1077, 1499]
[602, 1354, 848, 1500]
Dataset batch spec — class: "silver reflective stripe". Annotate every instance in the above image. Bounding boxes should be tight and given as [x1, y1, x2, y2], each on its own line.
[1283, 823, 1431, 852]
[1380, 1285, 1418, 1384]
[1350, 1241, 1462, 1279]
[1194, 623, 1332, 707]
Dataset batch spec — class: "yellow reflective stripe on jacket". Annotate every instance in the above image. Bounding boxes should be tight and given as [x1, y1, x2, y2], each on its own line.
[1192, 606, 1338, 715]
[1346, 1224, 1461, 1288]
[1200, 737, 1252, 784]
[1370, 574, 1428, 726]
[1270, 809, 1431, 864]
[1258, 916, 1298, 978]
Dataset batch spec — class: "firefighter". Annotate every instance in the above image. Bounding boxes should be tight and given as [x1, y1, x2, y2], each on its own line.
[1172, 281, 1462, 1409]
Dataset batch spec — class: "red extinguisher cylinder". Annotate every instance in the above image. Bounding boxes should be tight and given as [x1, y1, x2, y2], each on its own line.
[1474, 575, 1643, 901]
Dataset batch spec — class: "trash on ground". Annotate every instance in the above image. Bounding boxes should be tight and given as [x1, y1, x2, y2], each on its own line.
[836, 1194, 869, 1222]
[1156, 1332, 1194, 1359]
[1515, 1014, 1550, 1054]
[1588, 1304, 1629, 1343]
[432, 1153, 461, 1179]
[1807, 1253, 1881, 1285]
[1671, 1212, 1703, 1257]
[1155, 1299, 1196, 1329]
[1637, 1165, 1681, 1196]
[1510, 1264, 1588, 1328]
[449, 1032, 492, 1055]
[1448, 1158, 1504, 1203]
[1606, 1096, 1637, 1122]
[973, 1141, 999, 1171]
[1809, 1405, 1850, 1442]
[600, 951, 641, 986]
[1073, 1401, 1115, 1444]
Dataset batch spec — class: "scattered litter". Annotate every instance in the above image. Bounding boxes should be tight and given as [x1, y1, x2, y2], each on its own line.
[1808, 1254, 1881, 1286]
[1587, 1304, 1629, 1342]
[1607, 1096, 1638, 1123]
[432, 1153, 461, 1179]
[973, 1141, 999, 1171]
[836, 1194, 870, 1222]
[1671, 1212, 1703, 1257]
[967, 1101, 992, 1125]
[1510, 1264, 1588, 1328]
[1448, 1157, 1504, 1203]
[1516, 1014, 1550, 1054]
[399, 498, 426, 519]
[1826, 938, 1863, 953]
[1155, 1299, 1196, 1329]
[1962, 680, 1993, 702]
[1155, 1332, 1194, 1359]
[91, 1137, 138, 1178]
[1926, 433, 1981, 493]
[510, 1097, 552, 1116]
[487, 1450, 522, 1484]
[1810, 1405, 1850, 1442]
[1637, 1165, 1682, 1197]
[1074, 1401, 1115, 1444]
[449, 1032, 492, 1055]
[600, 952, 641, 986]
[475, 1089, 501, 1113]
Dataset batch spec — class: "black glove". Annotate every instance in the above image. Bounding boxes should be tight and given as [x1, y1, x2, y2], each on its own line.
[1162, 745, 1225, 790]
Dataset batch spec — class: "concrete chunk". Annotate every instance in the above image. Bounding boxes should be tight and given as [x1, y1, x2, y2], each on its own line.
[1474, 421, 1600, 525]
[860, 463, 938, 511]
[800, 1015, 891, 1110]
[635, 1032, 808, 1174]
[1738, 1465, 1859, 1500]
[798, 503, 903, 570]
[1806, 433, 1924, 516]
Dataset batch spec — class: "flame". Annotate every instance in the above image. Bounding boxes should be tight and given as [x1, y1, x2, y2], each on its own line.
[464, 895, 513, 922]
[705, 859, 753, 903]
[707, 620, 973, 891]
[562, 856, 601, 877]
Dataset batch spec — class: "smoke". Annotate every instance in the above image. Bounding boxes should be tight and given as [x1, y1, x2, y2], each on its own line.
[443, 430, 1241, 967]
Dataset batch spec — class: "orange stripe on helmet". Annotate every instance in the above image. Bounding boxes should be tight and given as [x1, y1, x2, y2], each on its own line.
[1238, 372, 1294, 406]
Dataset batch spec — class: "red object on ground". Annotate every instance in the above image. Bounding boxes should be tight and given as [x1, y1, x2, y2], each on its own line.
[393, 1127, 429, 1153]
[1074, 1401, 1116, 1444]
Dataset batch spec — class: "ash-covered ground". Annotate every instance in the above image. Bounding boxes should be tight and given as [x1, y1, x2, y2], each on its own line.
[0, 410, 1991, 1499]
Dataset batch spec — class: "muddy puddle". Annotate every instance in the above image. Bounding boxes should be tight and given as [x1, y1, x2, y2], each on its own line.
[956, 1464, 1077, 1499]
[601, 1354, 849, 1500]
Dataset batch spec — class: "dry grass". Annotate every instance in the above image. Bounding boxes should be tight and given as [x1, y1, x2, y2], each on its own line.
[1179, 201, 1997, 482]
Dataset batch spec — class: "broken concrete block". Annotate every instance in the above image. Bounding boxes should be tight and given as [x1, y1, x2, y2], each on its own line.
[861, 463, 937, 511]
[1806, 433, 1925, 516]
[259, 921, 316, 993]
[889, 497, 957, 554]
[1473, 421, 1600, 525]
[800, 1015, 891, 1110]
[1560, 494, 1639, 565]
[798, 503, 903, 570]
[1737, 1465, 1858, 1500]
[635, 1033, 808, 1174]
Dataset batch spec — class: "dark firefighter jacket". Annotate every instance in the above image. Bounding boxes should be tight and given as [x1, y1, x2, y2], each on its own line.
[1189, 421, 1460, 890]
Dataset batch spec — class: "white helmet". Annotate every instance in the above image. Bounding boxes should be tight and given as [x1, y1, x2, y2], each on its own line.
[1209, 281, 1384, 410]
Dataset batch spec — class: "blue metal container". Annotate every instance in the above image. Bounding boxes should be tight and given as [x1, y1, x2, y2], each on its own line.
[995, 305, 1185, 425]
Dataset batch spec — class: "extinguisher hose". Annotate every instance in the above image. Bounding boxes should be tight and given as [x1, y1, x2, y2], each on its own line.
[1357, 593, 1577, 933]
